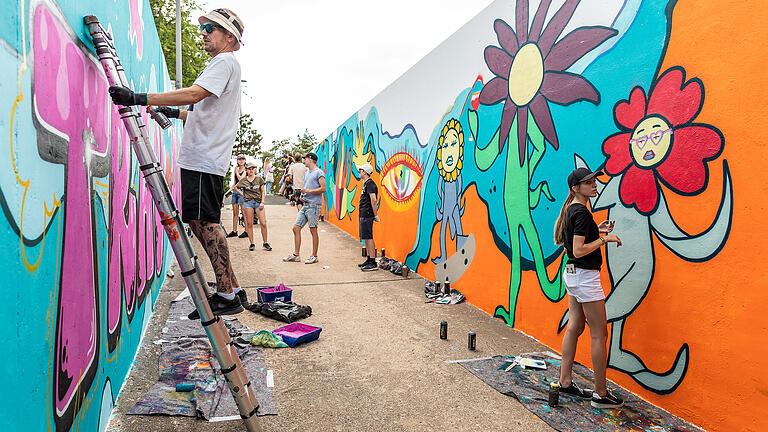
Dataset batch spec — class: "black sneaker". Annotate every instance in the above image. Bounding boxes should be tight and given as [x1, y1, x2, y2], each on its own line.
[358, 258, 374, 267]
[236, 289, 248, 308]
[263, 243, 272, 251]
[559, 382, 592, 399]
[187, 293, 243, 320]
[238, 231, 248, 238]
[361, 261, 378, 271]
[249, 244, 255, 251]
[591, 390, 624, 409]
[226, 231, 238, 238]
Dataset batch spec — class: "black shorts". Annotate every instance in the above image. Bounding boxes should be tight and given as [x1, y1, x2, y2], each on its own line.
[359, 216, 374, 240]
[180, 168, 225, 223]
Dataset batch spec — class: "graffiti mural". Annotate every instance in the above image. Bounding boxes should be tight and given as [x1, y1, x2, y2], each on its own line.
[1, 1, 179, 431]
[318, 1, 764, 431]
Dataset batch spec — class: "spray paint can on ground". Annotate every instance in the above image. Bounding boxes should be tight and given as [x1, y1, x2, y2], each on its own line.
[362, 246, 367, 257]
[548, 382, 560, 407]
[443, 278, 451, 295]
[440, 321, 448, 340]
[381, 248, 386, 258]
[468, 331, 476, 351]
[402, 265, 409, 278]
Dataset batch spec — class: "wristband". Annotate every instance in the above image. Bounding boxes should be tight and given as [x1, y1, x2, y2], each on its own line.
[600, 237, 606, 246]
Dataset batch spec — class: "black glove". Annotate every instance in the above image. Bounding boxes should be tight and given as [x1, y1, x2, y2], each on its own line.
[154, 106, 180, 119]
[108, 86, 148, 106]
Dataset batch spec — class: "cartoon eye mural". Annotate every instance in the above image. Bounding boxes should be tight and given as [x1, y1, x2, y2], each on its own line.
[380, 152, 423, 212]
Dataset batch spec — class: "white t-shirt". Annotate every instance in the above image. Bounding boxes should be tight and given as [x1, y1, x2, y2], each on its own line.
[289, 162, 309, 189]
[177, 52, 241, 176]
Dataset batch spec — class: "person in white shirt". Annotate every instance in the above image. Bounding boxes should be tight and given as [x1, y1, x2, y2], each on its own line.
[108, 8, 248, 318]
[288, 154, 309, 209]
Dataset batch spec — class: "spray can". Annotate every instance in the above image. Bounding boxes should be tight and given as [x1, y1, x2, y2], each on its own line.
[443, 277, 451, 295]
[147, 106, 171, 129]
[468, 331, 476, 351]
[439, 321, 448, 340]
[362, 247, 367, 257]
[434, 281, 442, 294]
[402, 265, 409, 278]
[381, 248, 386, 258]
[548, 382, 560, 407]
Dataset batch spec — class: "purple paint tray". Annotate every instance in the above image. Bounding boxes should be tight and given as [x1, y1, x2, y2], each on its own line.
[273, 322, 322, 348]
[256, 284, 292, 303]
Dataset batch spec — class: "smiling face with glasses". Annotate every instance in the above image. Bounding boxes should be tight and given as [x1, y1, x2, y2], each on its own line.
[629, 115, 674, 168]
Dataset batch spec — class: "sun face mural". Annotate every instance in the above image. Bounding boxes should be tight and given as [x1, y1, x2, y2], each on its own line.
[433, 119, 467, 265]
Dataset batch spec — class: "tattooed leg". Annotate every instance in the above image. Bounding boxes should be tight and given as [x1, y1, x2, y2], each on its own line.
[188, 220, 237, 294]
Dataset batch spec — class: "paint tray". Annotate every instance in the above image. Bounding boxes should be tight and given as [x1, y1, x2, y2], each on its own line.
[256, 284, 292, 303]
[273, 322, 322, 348]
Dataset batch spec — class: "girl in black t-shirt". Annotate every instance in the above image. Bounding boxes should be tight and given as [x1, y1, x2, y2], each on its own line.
[552, 167, 623, 409]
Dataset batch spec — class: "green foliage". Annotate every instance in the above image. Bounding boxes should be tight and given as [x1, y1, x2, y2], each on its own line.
[148, 0, 207, 87]
[233, 114, 263, 158]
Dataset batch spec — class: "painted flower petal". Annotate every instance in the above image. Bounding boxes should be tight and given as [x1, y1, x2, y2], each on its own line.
[494, 19, 519, 55]
[655, 125, 724, 194]
[516, 0, 529, 45]
[614, 87, 647, 130]
[537, 0, 579, 57]
[529, 0, 552, 41]
[544, 27, 618, 72]
[498, 99, 518, 152]
[647, 68, 703, 126]
[602, 132, 633, 175]
[517, 105, 529, 166]
[540, 71, 600, 105]
[619, 165, 659, 214]
[484, 46, 513, 79]
[479, 77, 509, 106]
[529, 94, 558, 149]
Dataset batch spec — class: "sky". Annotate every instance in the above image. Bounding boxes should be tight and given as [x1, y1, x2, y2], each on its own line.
[196, 0, 496, 152]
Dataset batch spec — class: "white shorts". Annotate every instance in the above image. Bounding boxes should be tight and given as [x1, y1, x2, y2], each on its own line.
[564, 264, 606, 303]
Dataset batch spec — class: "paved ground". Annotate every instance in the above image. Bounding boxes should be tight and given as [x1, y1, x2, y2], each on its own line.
[108, 196, 555, 432]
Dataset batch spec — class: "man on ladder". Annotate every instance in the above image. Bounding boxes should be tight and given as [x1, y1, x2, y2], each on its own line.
[109, 8, 247, 318]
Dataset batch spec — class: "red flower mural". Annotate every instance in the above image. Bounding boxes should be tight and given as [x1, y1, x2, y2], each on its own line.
[603, 67, 724, 214]
[479, 0, 617, 165]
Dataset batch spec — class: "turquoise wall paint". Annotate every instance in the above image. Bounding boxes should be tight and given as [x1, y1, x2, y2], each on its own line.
[0, 1, 180, 431]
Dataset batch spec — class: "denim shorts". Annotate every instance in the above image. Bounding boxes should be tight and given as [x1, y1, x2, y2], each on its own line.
[295, 203, 321, 228]
[243, 199, 262, 210]
[231, 191, 244, 205]
[563, 264, 605, 303]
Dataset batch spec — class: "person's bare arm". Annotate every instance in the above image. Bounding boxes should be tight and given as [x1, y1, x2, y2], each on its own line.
[147, 85, 211, 107]
[572, 233, 621, 257]
[370, 192, 379, 218]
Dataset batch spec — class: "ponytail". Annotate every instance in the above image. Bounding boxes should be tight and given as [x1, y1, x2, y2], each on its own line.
[553, 192, 575, 245]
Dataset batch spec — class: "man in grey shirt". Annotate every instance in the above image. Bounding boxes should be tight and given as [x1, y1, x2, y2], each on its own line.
[108, 8, 247, 318]
[283, 152, 325, 264]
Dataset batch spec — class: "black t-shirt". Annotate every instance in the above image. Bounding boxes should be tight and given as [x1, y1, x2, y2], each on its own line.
[564, 203, 602, 270]
[358, 179, 378, 218]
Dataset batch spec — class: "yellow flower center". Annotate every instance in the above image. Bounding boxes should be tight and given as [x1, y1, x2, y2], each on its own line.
[507, 43, 544, 106]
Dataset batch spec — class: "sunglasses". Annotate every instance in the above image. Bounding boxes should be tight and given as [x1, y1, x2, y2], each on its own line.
[199, 23, 224, 34]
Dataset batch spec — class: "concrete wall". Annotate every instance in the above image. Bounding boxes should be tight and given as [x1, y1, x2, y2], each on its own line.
[0, 1, 181, 431]
[318, 1, 767, 430]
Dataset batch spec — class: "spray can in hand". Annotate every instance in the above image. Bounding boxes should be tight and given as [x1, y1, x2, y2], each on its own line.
[147, 106, 171, 129]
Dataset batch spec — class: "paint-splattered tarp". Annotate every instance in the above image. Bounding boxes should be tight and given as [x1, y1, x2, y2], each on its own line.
[457, 354, 701, 432]
[128, 297, 277, 419]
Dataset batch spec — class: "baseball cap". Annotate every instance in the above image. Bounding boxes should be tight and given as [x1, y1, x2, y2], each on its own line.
[358, 163, 373, 175]
[303, 152, 318, 162]
[567, 167, 603, 188]
[245, 160, 257, 168]
[236, 154, 246, 160]
[199, 8, 244, 50]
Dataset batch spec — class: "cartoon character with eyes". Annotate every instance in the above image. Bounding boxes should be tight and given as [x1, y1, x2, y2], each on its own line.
[433, 118, 468, 264]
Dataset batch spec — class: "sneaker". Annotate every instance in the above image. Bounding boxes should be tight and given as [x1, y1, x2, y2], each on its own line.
[591, 390, 624, 409]
[226, 231, 238, 238]
[263, 243, 272, 251]
[559, 382, 592, 399]
[236, 289, 248, 308]
[283, 254, 300, 262]
[249, 244, 255, 251]
[357, 260, 370, 268]
[187, 293, 243, 320]
[238, 231, 248, 238]
[361, 261, 378, 271]
[305, 255, 318, 264]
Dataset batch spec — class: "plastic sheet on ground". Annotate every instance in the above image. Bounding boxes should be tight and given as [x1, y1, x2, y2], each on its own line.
[424, 281, 465, 304]
[250, 330, 289, 348]
[246, 300, 312, 323]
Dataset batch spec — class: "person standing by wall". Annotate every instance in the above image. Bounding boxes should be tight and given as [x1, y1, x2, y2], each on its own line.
[234, 161, 271, 252]
[108, 8, 247, 317]
[227, 154, 247, 238]
[263, 157, 274, 195]
[283, 152, 325, 264]
[288, 154, 308, 208]
[356, 164, 379, 271]
[553, 167, 623, 408]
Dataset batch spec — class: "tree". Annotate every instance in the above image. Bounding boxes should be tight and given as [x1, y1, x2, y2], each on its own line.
[293, 129, 319, 156]
[148, 0, 208, 87]
[232, 114, 263, 159]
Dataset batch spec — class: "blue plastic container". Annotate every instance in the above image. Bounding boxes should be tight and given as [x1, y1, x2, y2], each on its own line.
[273, 322, 322, 348]
[257, 284, 292, 303]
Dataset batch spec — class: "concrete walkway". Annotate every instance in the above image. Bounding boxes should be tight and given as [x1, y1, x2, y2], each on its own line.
[108, 198, 555, 432]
